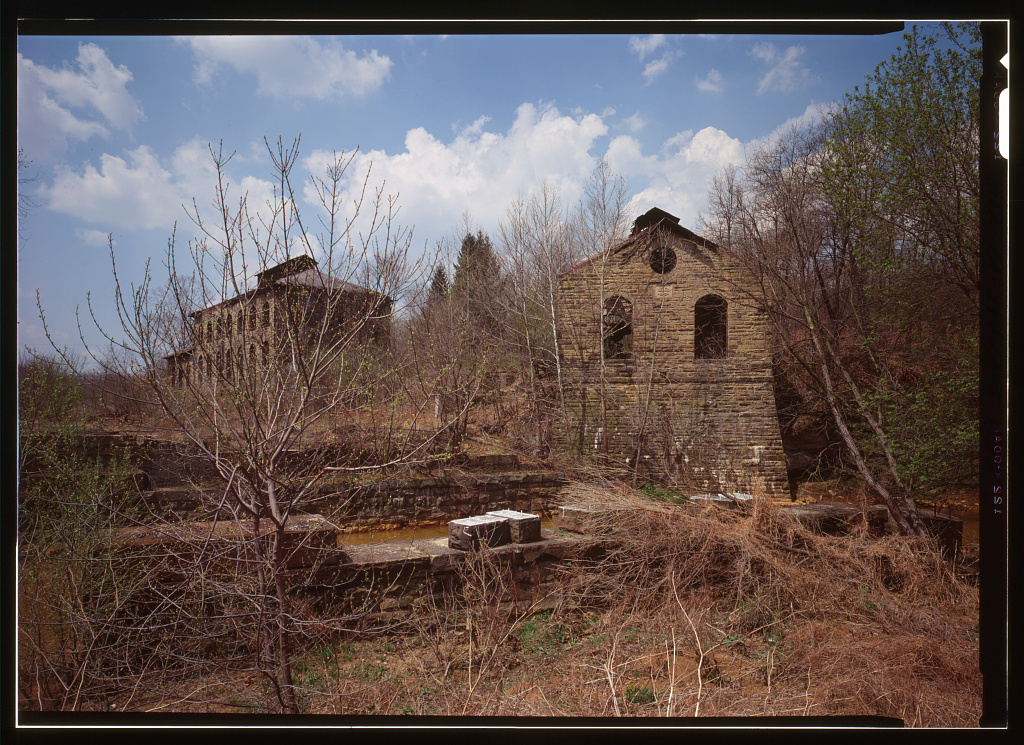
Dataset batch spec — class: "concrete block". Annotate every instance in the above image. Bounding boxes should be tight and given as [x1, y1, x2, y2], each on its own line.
[448, 514, 511, 550]
[486, 509, 542, 543]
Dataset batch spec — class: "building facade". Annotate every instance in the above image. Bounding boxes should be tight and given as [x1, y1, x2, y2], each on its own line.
[165, 255, 391, 386]
[557, 208, 789, 498]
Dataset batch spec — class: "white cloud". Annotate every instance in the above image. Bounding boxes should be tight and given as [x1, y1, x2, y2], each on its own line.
[696, 69, 724, 93]
[629, 34, 667, 62]
[622, 126, 745, 227]
[181, 36, 392, 100]
[642, 54, 674, 85]
[749, 42, 817, 94]
[17, 44, 143, 162]
[301, 102, 610, 245]
[42, 147, 182, 231]
[773, 101, 835, 134]
[605, 135, 656, 180]
[76, 228, 113, 247]
[623, 112, 646, 133]
[39, 138, 277, 236]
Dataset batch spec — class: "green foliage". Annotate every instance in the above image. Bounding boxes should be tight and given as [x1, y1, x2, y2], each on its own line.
[515, 610, 574, 655]
[18, 355, 147, 710]
[751, 23, 981, 506]
[639, 483, 689, 505]
[625, 684, 656, 706]
[856, 343, 978, 495]
[350, 660, 386, 681]
[822, 23, 980, 304]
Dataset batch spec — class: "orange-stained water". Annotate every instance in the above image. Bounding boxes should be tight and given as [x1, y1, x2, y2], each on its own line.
[338, 518, 558, 546]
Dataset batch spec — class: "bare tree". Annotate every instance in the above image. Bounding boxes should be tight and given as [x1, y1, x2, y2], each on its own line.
[35, 136, 458, 712]
[701, 121, 931, 536]
[563, 163, 632, 462]
[498, 181, 582, 449]
[18, 147, 42, 246]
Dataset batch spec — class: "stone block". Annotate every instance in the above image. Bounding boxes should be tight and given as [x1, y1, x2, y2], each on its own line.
[486, 509, 542, 543]
[411, 537, 466, 572]
[557, 505, 611, 534]
[448, 514, 511, 550]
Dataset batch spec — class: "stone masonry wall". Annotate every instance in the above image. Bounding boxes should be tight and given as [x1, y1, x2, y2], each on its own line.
[73, 434, 567, 527]
[316, 471, 567, 530]
[557, 228, 789, 498]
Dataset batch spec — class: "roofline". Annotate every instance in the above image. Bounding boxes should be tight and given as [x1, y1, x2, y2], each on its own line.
[558, 217, 721, 280]
[186, 272, 388, 319]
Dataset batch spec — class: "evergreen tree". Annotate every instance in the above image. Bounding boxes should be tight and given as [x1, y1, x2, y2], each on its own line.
[452, 230, 500, 296]
[429, 263, 450, 300]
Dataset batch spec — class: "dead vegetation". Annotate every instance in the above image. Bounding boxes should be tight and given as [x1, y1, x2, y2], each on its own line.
[80, 482, 979, 726]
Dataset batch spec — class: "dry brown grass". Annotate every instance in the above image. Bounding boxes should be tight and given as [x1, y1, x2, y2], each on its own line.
[101, 482, 980, 725]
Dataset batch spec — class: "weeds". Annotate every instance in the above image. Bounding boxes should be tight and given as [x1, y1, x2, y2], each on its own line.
[59, 482, 980, 725]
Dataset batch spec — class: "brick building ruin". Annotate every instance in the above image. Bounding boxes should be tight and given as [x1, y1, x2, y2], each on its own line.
[165, 255, 392, 386]
[557, 207, 789, 498]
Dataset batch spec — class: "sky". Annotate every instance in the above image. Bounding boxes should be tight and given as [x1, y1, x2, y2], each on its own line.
[16, 23, 945, 360]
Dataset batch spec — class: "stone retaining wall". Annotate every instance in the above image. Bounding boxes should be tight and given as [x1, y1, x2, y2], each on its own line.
[323, 472, 567, 530]
[295, 528, 597, 625]
[57, 433, 567, 528]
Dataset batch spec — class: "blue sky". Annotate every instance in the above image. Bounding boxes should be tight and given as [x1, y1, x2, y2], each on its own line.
[17, 25, 939, 358]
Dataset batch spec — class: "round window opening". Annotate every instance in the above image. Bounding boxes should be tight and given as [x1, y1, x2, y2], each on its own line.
[650, 243, 677, 274]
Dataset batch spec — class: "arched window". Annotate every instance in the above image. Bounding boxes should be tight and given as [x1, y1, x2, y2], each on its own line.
[225, 311, 232, 336]
[263, 300, 271, 327]
[237, 310, 244, 334]
[694, 294, 728, 359]
[603, 296, 633, 360]
[207, 320, 213, 340]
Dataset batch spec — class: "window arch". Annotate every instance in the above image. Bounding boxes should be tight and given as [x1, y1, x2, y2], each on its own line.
[694, 294, 728, 359]
[603, 296, 633, 360]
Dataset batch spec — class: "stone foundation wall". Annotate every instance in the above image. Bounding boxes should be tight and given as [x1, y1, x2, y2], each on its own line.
[67, 433, 568, 528]
[297, 529, 599, 625]
[316, 471, 567, 530]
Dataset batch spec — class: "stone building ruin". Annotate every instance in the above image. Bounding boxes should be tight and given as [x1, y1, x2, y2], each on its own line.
[557, 207, 789, 498]
[164, 255, 392, 385]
